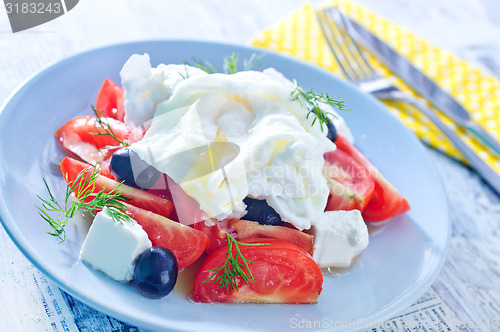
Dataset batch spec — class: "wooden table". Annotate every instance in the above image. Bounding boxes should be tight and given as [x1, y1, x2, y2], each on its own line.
[1, 0, 499, 331]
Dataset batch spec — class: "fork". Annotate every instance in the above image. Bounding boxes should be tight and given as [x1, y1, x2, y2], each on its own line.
[317, 6, 500, 195]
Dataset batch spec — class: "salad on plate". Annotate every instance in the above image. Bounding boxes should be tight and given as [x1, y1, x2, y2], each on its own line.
[37, 53, 410, 303]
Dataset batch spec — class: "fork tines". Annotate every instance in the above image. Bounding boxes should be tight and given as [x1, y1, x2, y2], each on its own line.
[317, 7, 378, 82]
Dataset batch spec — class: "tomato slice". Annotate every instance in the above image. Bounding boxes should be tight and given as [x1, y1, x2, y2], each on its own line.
[194, 219, 313, 255]
[95, 78, 125, 122]
[229, 219, 314, 255]
[334, 135, 410, 221]
[98, 160, 114, 179]
[192, 219, 232, 254]
[323, 147, 375, 212]
[54, 116, 131, 164]
[193, 239, 323, 303]
[60, 157, 174, 219]
[124, 203, 208, 269]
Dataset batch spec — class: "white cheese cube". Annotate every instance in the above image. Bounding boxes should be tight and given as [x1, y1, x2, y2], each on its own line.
[79, 208, 152, 282]
[312, 210, 369, 268]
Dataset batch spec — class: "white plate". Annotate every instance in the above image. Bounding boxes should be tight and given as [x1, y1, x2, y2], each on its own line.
[0, 40, 450, 331]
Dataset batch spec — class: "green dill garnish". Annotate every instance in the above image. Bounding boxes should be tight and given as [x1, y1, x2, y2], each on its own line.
[178, 63, 190, 80]
[243, 53, 265, 71]
[190, 57, 218, 74]
[223, 53, 239, 74]
[202, 233, 269, 293]
[36, 164, 132, 243]
[91, 105, 129, 147]
[186, 52, 265, 75]
[290, 81, 348, 131]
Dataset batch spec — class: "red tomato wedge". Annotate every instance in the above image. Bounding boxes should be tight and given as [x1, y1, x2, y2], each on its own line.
[323, 147, 375, 212]
[54, 116, 131, 164]
[192, 220, 231, 254]
[229, 219, 314, 255]
[60, 157, 174, 219]
[193, 239, 323, 303]
[95, 78, 125, 122]
[123, 203, 208, 269]
[193, 219, 313, 255]
[98, 160, 114, 180]
[334, 135, 410, 221]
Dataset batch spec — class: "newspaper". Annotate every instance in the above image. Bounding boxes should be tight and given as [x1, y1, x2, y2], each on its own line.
[371, 289, 459, 332]
[9, 272, 468, 332]
[30, 271, 77, 332]
[0, 267, 137, 332]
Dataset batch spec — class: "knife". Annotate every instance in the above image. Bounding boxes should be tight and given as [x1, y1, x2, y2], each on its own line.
[346, 18, 500, 156]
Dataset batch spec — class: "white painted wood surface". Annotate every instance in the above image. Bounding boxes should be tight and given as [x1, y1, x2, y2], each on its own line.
[1, 0, 500, 331]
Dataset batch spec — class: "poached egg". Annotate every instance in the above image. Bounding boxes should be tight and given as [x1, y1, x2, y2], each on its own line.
[121, 54, 352, 232]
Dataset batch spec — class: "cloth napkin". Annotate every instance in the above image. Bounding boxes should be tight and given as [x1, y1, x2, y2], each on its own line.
[252, 0, 500, 173]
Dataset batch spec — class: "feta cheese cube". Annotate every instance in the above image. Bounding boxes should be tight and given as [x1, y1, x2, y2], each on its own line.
[312, 210, 369, 268]
[79, 208, 152, 282]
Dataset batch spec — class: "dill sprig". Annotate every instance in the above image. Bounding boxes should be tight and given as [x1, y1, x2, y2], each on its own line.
[91, 105, 129, 147]
[243, 53, 265, 71]
[186, 52, 265, 75]
[36, 164, 132, 243]
[202, 233, 269, 293]
[178, 63, 190, 80]
[190, 57, 218, 74]
[290, 82, 348, 131]
[223, 53, 239, 74]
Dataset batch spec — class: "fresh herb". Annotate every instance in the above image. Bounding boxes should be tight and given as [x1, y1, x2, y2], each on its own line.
[243, 53, 265, 71]
[36, 164, 132, 243]
[189, 57, 218, 74]
[223, 53, 239, 74]
[202, 233, 269, 293]
[91, 105, 129, 147]
[178, 63, 190, 80]
[186, 52, 265, 75]
[290, 82, 348, 131]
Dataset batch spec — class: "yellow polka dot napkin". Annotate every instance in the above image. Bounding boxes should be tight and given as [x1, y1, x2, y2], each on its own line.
[252, 1, 500, 172]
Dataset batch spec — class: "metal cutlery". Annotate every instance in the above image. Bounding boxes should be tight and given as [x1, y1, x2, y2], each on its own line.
[317, 6, 500, 195]
[343, 13, 500, 157]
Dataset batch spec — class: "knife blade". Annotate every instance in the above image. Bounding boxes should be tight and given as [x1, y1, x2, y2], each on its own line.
[346, 17, 500, 156]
